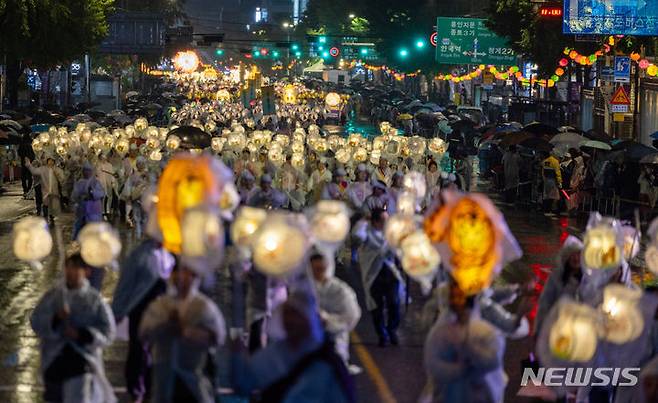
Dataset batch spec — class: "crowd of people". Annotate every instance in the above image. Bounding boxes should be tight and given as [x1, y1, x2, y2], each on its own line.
[11, 72, 658, 403]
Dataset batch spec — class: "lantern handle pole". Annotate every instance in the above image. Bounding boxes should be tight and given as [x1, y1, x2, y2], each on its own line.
[53, 217, 69, 307]
[633, 208, 643, 289]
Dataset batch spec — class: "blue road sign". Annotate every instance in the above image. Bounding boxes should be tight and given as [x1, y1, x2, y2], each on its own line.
[601, 66, 614, 81]
[614, 56, 631, 83]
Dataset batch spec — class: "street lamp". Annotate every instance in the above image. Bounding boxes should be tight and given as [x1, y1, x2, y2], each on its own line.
[399, 48, 409, 58]
[349, 13, 356, 19]
[283, 22, 290, 28]
[415, 40, 425, 49]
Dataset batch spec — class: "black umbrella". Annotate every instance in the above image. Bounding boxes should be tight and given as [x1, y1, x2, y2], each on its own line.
[523, 122, 559, 136]
[519, 137, 554, 153]
[611, 140, 657, 161]
[167, 126, 211, 149]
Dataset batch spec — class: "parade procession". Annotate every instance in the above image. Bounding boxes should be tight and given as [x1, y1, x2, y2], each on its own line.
[5, 1, 658, 403]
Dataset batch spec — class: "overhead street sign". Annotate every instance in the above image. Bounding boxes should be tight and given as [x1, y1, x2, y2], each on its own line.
[435, 17, 516, 65]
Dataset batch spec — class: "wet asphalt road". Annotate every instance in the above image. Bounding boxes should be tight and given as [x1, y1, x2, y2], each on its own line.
[0, 178, 588, 403]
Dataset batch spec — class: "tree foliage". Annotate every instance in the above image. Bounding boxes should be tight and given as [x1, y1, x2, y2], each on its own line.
[0, 0, 114, 67]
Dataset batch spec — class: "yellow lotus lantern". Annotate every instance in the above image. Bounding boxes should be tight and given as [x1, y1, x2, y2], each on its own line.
[601, 284, 643, 344]
[348, 133, 362, 147]
[292, 140, 305, 154]
[268, 143, 285, 166]
[174, 50, 200, 73]
[231, 207, 268, 248]
[251, 213, 310, 277]
[583, 224, 622, 270]
[370, 149, 381, 166]
[211, 137, 226, 153]
[424, 193, 517, 296]
[283, 84, 298, 104]
[380, 121, 391, 135]
[149, 150, 163, 161]
[156, 154, 223, 254]
[400, 230, 440, 279]
[115, 138, 130, 155]
[353, 147, 368, 162]
[291, 152, 305, 169]
[134, 117, 148, 133]
[217, 89, 231, 102]
[549, 301, 599, 362]
[227, 132, 246, 151]
[325, 92, 341, 109]
[335, 148, 351, 164]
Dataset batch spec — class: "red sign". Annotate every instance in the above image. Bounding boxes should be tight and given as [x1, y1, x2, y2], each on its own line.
[430, 32, 437, 47]
[329, 47, 340, 57]
[539, 5, 562, 17]
[611, 86, 631, 105]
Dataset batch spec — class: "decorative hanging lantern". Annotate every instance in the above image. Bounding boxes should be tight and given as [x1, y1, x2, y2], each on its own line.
[291, 152, 305, 168]
[325, 92, 341, 109]
[601, 284, 644, 344]
[400, 230, 440, 279]
[231, 207, 268, 248]
[268, 143, 285, 166]
[180, 206, 224, 272]
[78, 222, 122, 268]
[308, 201, 350, 248]
[549, 301, 599, 362]
[166, 135, 181, 150]
[282, 84, 298, 104]
[353, 147, 368, 162]
[13, 216, 53, 269]
[134, 117, 148, 133]
[227, 132, 246, 151]
[251, 213, 310, 277]
[211, 137, 226, 153]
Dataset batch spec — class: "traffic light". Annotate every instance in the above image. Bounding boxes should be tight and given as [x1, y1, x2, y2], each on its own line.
[215, 49, 224, 56]
[272, 50, 280, 58]
[360, 48, 369, 55]
[319, 36, 327, 44]
[321, 51, 330, 58]
[399, 48, 409, 57]
[291, 44, 299, 51]
[295, 51, 302, 58]
[415, 40, 425, 49]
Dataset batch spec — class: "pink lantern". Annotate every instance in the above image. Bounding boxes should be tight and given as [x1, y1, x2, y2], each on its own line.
[559, 58, 569, 67]
[639, 59, 650, 69]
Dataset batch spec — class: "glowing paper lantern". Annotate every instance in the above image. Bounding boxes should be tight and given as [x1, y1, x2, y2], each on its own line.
[282, 84, 298, 104]
[156, 155, 225, 254]
[601, 284, 643, 344]
[385, 214, 418, 249]
[309, 201, 351, 247]
[231, 207, 268, 248]
[78, 222, 122, 267]
[403, 171, 427, 199]
[166, 135, 181, 150]
[640, 59, 650, 69]
[13, 216, 53, 269]
[325, 92, 341, 109]
[555, 68, 564, 76]
[174, 50, 200, 73]
[630, 52, 641, 61]
[180, 207, 224, 272]
[648, 65, 658, 76]
[211, 137, 226, 153]
[353, 147, 368, 162]
[569, 50, 578, 59]
[583, 224, 621, 270]
[549, 301, 599, 362]
[251, 213, 310, 277]
[217, 89, 231, 101]
[134, 118, 148, 132]
[428, 137, 447, 155]
[559, 58, 569, 67]
[400, 230, 440, 279]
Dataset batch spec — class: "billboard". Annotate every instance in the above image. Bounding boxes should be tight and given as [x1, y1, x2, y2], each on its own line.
[99, 12, 166, 55]
[563, 0, 658, 35]
[435, 17, 516, 65]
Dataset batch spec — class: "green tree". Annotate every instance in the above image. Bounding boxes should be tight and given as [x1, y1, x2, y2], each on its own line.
[0, 0, 114, 107]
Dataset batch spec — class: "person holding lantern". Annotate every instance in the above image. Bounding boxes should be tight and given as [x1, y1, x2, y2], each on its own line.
[321, 167, 349, 201]
[422, 279, 506, 403]
[363, 179, 393, 217]
[139, 263, 226, 403]
[352, 208, 402, 347]
[111, 236, 175, 403]
[347, 164, 372, 212]
[247, 174, 288, 209]
[309, 253, 362, 374]
[71, 162, 106, 240]
[25, 155, 65, 222]
[30, 253, 117, 403]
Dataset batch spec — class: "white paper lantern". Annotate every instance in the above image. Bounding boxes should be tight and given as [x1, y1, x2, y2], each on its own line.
[384, 214, 418, 248]
[78, 222, 122, 267]
[149, 150, 162, 161]
[134, 117, 149, 132]
[348, 133, 361, 147]
[166, 135, 181, 150]
[336, 148, 351, 164]
[353, 147, 367, 162]
[211, 137, 226, 153]
[397, 191, 418, 215]
[400, 230, 440, 278]
[325, 92, 341, 109]
[231, 207, 268, 248]
[549, 301, 599, 362]
[601, 284, 643, 344]
[13, 216, 53, 267]
[180, 207, 224, 273]
[251, 213, 310, 277]
[115, 138, 130, 155]
[228, 132, 246, 152]
[219, 182, 240, 217]
[403, 171, 427, 199]
[583, 224, 622, 270]
[309, 201, 350, 246]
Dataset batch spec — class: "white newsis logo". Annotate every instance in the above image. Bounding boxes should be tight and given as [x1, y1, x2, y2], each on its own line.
[521, 368, 640, 387]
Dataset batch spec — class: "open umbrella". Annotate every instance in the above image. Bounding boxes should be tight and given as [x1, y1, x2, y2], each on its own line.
[499, 132, 532, 147]
[580, 140, 611, 150]
[398, 113, 413, 120]
[0, 119, 22, 130]
[612, 140, 658, 161]
[549, 132, 588, 148]
[519, 137, 554, 152]
[639, 153, 658, 164]
[523, 122, 559, 136]
[167, 126, 211, 149]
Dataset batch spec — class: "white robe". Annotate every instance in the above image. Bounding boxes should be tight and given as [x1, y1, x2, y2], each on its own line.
[346, 181, 372, 211]
[139, 291, 226, 403]
[314, 277, 361, 362]
[30, 280, 116, 403]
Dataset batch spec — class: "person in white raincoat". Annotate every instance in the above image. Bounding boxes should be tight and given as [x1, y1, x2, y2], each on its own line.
[322, 168, 349, 201]
[96, 154, 117, 217]
[306, 160, 332, 204]
[346, 164, 372, 212]
[121, 157, 148, 235]
[422, 280, 506, 403]
[112, 237, 174, 402]
[139, 263, 226, 403]
[25, 155, 65, 219]
[231, 290, 355, 403]
[71, 162, 105, 239]
[309, 253, 361, 368]
[352, 208, 402, 346]
[31, 253, 116, 403]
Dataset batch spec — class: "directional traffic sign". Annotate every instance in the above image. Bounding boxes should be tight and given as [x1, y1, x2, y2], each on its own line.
[435, 17, 515, 65]
[611, 86, 630, 105]
[614, 56, 631, 83]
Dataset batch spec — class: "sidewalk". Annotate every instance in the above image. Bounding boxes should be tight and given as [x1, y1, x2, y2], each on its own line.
[0, 182, 35, 222]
